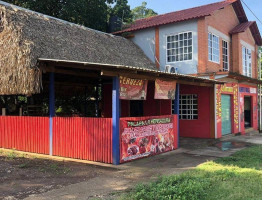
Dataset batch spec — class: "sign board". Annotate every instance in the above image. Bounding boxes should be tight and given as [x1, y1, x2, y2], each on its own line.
[119, 76, 148, 100]
[120, 116, 176, 163]
[154, 79, 176, 99]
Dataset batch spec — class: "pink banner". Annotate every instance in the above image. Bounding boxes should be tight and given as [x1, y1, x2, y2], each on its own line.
[154, 79, 176, 99]
[120, 115, 177, 163]
[119, 76, 148, 100]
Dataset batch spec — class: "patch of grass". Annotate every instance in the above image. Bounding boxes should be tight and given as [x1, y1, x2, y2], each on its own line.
[39, 163, 71, 175]
[18, 161, 32, 169]
[123, 145, 262, 200]
[6, 151, 17, 160]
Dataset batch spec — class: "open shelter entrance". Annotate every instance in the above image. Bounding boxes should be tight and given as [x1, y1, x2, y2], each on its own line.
[0, 58, 222, 165]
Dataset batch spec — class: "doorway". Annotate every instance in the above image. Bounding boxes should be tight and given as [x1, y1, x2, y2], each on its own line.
[221, 95, 232, 135]
[244, 96, 252, 128]
[130, 100, 143, 117]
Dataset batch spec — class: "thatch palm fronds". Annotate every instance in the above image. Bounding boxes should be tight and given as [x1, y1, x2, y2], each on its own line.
[0, 1, 156, 95]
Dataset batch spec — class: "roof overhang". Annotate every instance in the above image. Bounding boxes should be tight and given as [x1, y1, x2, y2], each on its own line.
[197, 71, 262, 84]
[38, 58, 224, 87]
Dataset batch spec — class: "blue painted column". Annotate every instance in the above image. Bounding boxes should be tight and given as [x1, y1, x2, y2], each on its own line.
[112, 76, 120, 165]
[49, 72, 55, 156]
[174, 84, 180, 148]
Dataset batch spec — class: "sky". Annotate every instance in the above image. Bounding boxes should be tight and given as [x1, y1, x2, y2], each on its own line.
[128, 0, 262, 33]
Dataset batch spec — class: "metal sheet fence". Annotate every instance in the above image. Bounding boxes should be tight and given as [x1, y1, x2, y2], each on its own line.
[0, 116, 49, 154]
[53, 117, 112, 163]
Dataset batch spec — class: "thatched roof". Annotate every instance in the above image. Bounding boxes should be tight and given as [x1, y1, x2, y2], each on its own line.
[0, 1, 156, 95]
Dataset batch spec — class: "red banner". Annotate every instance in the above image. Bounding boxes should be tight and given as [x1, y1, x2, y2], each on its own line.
[120, 115, 176, 163]
[119, 76, 148, 100]
[154, 79, 176, 99]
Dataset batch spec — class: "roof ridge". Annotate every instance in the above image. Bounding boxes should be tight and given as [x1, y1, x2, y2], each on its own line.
[133, 0, 230, 23]
[0, 0, 116, 37]
[115, 0, 236, 34]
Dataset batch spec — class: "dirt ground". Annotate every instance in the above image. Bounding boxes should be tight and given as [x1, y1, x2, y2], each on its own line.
[1, 133, 261, 200]
[0, 151, 117, 200]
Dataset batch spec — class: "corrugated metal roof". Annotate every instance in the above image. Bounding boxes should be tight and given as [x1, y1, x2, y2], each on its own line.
[38, 58, 224, 84]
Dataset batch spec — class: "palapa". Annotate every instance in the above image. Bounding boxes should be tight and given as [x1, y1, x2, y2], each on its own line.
[0, 1, 156, 95]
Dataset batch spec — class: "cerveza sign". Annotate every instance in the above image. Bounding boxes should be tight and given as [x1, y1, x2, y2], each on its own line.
[239, 87, 256, 94]
[221, 86, 233, 93]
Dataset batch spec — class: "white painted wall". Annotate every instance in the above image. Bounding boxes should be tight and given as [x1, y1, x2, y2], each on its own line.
[131, 20, 199, 74]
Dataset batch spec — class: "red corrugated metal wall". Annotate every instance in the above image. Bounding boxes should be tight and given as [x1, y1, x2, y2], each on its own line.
[0, 116, 49, 154]
[53, 117, 112, 163]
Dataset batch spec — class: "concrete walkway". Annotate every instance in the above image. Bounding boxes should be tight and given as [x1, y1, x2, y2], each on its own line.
[25, 132, 262, 200]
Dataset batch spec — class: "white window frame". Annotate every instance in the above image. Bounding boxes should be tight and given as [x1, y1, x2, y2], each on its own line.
[208, 32, 220, 64]
[166, 31, 193, 63]
[242, 46, 252, 77]
[176, 94, 198, 120]
[222, 40, 229, 71]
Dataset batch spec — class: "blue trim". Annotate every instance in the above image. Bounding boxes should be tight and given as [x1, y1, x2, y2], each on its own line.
[49, 72, 55, 156]
[174, 84, 180, 148]
[112, 76, 120, 165]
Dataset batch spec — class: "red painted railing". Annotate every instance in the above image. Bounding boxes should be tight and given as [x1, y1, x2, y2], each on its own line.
[53, 117, 112, 163]
[0, 116, 49, 154]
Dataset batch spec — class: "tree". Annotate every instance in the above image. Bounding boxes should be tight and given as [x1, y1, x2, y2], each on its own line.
[131, 1, 157, 21]
[109, 0, 132, 23]
[107, 0, 132, 32]
[3, 0, 115, 32]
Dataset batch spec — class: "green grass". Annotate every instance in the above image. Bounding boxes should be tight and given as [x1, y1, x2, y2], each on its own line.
[123, 145, 262, 200]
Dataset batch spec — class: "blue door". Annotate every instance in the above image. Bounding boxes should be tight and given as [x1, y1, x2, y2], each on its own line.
[221, 95, 232, 135]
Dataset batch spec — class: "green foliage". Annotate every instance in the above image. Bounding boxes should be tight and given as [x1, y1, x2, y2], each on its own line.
[131, 1, 158, 21]
[4, 0, 157, 32]
[39, 163, 71, 175]
[4, 0, 115, 32]
[125, 174, 210, 200]
[124, 145, 262, 200]
[6, 151, 17, 160]
[110, 0, 132, 23]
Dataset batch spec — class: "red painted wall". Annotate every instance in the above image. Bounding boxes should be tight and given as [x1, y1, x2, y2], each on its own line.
[0, 116, 49, 154]
[103, 82, 171, 117]
[179, 84, 212, 138]
[53, 117, 112, 163]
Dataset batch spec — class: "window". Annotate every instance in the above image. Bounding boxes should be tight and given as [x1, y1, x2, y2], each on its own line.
[179, 94, 198, 120]
[222, 40, 229, 71]
[208, 33, 220, 63]
[242, 46, 252, 77]
[167, 32, 193, 63]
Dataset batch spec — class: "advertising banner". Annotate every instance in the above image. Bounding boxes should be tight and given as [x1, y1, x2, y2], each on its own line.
[119, 76, 148, 100]
[154, 79, 176, 99]
[120, 115, 176, 163]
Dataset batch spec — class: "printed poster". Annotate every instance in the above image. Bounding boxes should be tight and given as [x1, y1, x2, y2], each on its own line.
[154, 79, 176, 99]
[120, 116, 176, 163]
[119, 76, 148, 100]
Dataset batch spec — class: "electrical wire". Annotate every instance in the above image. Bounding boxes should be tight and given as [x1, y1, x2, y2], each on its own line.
[240, 0, 262, 26]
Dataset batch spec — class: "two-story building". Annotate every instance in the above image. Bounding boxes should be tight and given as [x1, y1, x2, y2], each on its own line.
[115, 0, 262, 138]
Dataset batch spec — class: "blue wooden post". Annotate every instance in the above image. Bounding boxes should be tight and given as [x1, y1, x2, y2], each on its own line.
[49, 72, 55, 156]
[112, 76, 120, 165]
[174, 83, 180, 148]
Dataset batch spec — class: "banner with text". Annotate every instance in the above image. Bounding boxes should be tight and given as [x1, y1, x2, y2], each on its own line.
[154, 79, 176, 99]
[119, 76, 148, 100]
[120, 115, 176, 163]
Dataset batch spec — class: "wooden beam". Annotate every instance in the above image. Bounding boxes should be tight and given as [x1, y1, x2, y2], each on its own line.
[45, 67, 99, 78]
[176, 80, 214, 87]
[101, 70, 156, 81]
